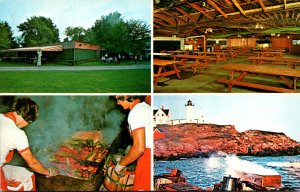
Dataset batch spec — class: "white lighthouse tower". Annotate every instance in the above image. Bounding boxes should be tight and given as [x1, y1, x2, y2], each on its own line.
[185, 99, 194, 123]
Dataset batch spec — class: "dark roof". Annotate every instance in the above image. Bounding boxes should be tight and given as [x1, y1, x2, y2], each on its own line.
[153, 108, 170, 115]
[154, 0, 300, 38]
[157, 128, 165, 133]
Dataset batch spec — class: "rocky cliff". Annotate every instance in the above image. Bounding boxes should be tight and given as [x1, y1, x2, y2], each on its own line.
[154, 124, 300, 160]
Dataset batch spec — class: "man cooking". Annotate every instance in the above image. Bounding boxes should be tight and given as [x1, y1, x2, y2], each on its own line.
[113, 95, 152, 191]
[0, 97, 59, 190]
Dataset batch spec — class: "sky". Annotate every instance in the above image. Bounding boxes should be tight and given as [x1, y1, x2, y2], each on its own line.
[0, 0, 151, 41]
[154, 94, 300, 141]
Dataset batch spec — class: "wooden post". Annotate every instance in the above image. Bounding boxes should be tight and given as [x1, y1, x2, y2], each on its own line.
[203, 35, 207, 53]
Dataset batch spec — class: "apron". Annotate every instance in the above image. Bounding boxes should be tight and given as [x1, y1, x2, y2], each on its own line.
[133, 148, 151, 191]
[1, 112, 17, 190]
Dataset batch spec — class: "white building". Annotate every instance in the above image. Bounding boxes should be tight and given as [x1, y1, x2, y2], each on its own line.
[153, 99, 204, 127]
[153, 106, 170, 127]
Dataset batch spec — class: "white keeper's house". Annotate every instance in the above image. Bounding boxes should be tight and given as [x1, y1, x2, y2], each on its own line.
[153, 99, 205, 127]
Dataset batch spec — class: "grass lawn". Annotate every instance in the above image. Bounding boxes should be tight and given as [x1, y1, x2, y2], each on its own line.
[0, 60, 151, 93]
[0, 70, 150, 93]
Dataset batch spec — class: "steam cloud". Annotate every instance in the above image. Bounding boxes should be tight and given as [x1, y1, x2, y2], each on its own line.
[1, 96, 125, 166]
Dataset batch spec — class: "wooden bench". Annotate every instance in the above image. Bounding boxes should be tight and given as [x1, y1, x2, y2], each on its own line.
[218, 64, 300, 93]
[172, 54, 210, 74]
[255, 51, 284, 57]
[153, 59, 181, 85]
[248, 56, 300, 69]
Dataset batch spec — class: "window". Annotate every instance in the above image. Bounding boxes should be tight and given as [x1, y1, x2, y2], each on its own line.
[292, 40, 300, 45]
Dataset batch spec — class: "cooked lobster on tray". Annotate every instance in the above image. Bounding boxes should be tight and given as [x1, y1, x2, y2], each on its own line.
[49, 131, 109, 180]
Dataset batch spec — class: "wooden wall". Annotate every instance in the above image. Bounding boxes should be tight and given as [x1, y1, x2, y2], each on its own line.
[289, 35, 300, 54]
[271, 35, 300, 54]
[271, 37, 290, 49]
[228, 37, 256, 48]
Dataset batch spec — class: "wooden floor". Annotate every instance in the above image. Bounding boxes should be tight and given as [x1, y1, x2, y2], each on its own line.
[153, 53, 300, 93]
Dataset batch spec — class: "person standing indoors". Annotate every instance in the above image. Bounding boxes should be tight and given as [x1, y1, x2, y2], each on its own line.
[0, 97, 59, 191]
[114, 95, 152, 191]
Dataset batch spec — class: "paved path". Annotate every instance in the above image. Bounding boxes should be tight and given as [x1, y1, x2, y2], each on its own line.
[0, 64, 150, 71]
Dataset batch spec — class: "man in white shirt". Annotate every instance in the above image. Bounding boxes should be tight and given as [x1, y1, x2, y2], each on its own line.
[0, 97, 59, 190]
[114, 95, 152, 191]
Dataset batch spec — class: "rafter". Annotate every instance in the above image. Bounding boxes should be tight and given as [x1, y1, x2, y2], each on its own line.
[161, 11, 188, 24]
[207, 0, 228, 18]
[231, 0, 246, 16]
[155, 13, 177, 26]
[224, 0, 233, 6]
[188, 3, 214, 20]
[154, 19, 171, 27]
[154, 24, 160, 29]
[175, 7, 197, 22]
[256, 0, 267, 12]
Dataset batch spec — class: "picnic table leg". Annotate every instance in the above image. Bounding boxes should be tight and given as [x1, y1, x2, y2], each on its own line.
[228, 70, 234, 93]
[154, 67, 163, 85]
[173, 64, 181, 79]
[279, 76, 292, 89]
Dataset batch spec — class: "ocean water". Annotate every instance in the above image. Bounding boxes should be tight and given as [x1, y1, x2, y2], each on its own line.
[154, 155, 300, 190]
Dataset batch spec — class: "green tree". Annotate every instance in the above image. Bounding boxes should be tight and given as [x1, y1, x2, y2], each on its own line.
[17, 16, 59, 46]
[64, 26, 86, 42]
[0, 21, 18, 49]
[88, 12, 150, 55]
[124, 19, 150, 55]
[89, 12, 126, 53]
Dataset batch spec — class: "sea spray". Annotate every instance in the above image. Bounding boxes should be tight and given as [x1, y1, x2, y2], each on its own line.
[204, 153, 279, 176]
[224, 155, 279, 176]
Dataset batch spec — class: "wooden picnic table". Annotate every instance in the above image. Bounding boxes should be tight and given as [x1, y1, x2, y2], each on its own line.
[255, 51, 284, 57]
[218, 64, 300, 93]
[167, 50, 186, 55]
[216, 49, 238, 58]
[248, 56, 300, 69]
[153, 59, 181, 85]
[153, 53, 172, 56]
[172, 54, 210, 74]
[195, 52, 226, 65]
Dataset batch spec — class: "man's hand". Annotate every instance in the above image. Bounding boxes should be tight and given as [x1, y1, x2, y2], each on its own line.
[113, 163, 126, 177]
[45, 167, 59, 178]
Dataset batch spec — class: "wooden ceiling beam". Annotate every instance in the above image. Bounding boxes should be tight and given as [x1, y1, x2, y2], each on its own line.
[154, 24, 160, 29]
[231, 0, 246, 16]
[175, 7, 197, 22]
[161, 11, 188, 24]
[188, 3, 214, 20]
[224, 0, 233, 6]
[256, 0, 267, 12]
[226, 2, 300, 16]
[207, 0, 228, 18]
[284, 0, 287, 10]
[155, 13, 177, 26]
[153, 19, 171, 27]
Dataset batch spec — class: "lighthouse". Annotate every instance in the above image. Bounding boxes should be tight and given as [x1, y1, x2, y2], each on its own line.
[185, 99, 194, 122]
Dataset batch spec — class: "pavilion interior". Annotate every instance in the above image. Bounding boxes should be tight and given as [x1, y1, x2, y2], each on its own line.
[153, 0, 300, 93]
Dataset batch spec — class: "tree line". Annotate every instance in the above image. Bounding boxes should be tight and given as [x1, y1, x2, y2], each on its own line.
[0, 11, 150, 55]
